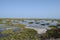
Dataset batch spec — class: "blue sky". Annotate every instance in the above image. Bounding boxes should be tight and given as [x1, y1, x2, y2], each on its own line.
[0, 0, 60, 19]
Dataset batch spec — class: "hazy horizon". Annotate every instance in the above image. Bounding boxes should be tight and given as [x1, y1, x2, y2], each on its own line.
[0, 0, 60, 19]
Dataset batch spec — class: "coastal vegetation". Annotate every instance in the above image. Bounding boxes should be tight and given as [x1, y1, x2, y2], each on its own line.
[0, 18, 60, 40]
[0, 28, 39, 40]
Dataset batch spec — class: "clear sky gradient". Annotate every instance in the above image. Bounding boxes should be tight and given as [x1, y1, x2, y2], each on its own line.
[0, 0, 60, 19]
